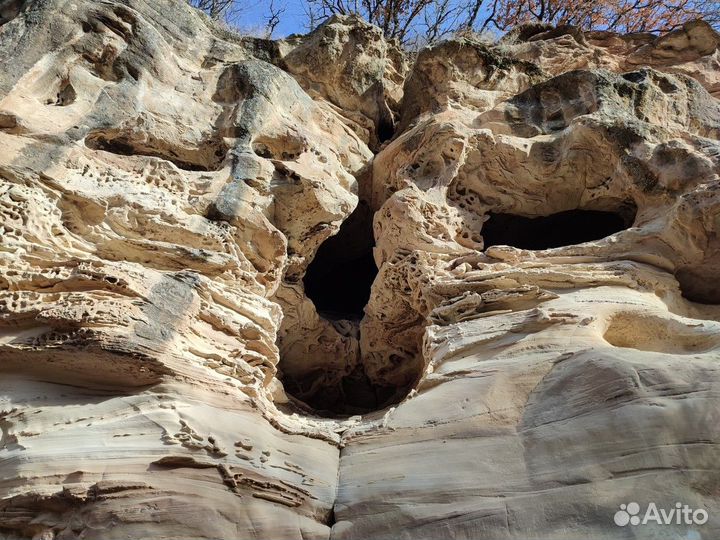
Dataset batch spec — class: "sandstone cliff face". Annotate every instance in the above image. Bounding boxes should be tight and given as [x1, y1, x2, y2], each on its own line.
[0, 1, 719, 539]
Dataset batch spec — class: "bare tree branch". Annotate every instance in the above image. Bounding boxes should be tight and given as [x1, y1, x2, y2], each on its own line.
[188, 0, 719, 48]
[265, 0, 287, 37]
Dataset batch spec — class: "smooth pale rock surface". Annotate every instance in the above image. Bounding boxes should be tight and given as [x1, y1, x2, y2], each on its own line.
[0, 1, 719, 539]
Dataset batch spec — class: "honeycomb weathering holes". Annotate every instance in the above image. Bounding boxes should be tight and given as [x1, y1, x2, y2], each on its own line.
[481, 204, 638, 250]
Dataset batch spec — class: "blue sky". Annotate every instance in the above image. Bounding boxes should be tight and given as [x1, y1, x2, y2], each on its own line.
[228, 0, 315, 37]
[225, 0, 497, 40]
[224, 1, 720, 40]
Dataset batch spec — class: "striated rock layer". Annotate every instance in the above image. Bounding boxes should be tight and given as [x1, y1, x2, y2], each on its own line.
[0, 1, 719, 539]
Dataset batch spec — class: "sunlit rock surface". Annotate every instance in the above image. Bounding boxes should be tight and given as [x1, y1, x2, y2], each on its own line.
[0, 2, 719, 539]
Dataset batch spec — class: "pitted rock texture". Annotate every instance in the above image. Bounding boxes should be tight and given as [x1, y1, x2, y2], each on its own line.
[1, 2, 719, 539]
[277, 14, 407, 151]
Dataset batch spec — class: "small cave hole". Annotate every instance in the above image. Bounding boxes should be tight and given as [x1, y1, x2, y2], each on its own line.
[482, 206, 636, 250]
[279, 201, 420, 417]
[49, 79, 76, 106]
[675, 265, 720, 305]
[85, 131, 226, 172]
[377, 116, 395, 144]
[251, 135, 305, 161]
[303, 201, 378, 321]
[0, 0, 28, 26]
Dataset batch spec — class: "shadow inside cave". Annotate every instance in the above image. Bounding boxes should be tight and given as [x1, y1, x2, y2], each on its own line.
[482, 206, 637, 250]
[280, 200, 418, 417]
[303, 201, 378, 321]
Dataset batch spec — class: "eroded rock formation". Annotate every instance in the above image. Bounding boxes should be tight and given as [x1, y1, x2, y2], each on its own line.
[0, 1, 719, 539]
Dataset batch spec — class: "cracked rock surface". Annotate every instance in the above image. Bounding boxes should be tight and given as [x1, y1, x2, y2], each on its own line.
[0, 1, 719, 539]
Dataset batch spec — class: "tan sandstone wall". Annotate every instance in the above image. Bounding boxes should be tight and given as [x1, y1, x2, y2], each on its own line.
[0, 2, 719, 539]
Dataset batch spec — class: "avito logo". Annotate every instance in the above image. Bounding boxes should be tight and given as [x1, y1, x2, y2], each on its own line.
[614, 502, 709, 527]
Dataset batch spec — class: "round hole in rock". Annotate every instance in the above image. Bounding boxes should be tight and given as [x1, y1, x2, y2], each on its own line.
[482, 205, 637, 250]
[675, 264, 720, 305]
[45, 78, 76, 106]
[303, 200, 378, 321]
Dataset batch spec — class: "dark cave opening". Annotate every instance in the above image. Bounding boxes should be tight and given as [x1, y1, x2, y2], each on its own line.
[303, 201, 378, 321]
[481, 207, 636, 250]
[675, 265, 720, 305]
[377, 116, 395, 144]
[0, 0, 28, 26]
[280, 201, 414, 417]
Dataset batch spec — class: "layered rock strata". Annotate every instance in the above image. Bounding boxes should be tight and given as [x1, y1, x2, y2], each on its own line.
[0, 2, 719, 539]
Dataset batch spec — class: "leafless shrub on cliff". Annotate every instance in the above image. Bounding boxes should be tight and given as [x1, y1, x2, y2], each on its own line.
[188, 0, 288, 37]
[188, 0, 236, 19]
[189, 0, 719, 45]
[487, 0, 720, 32]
